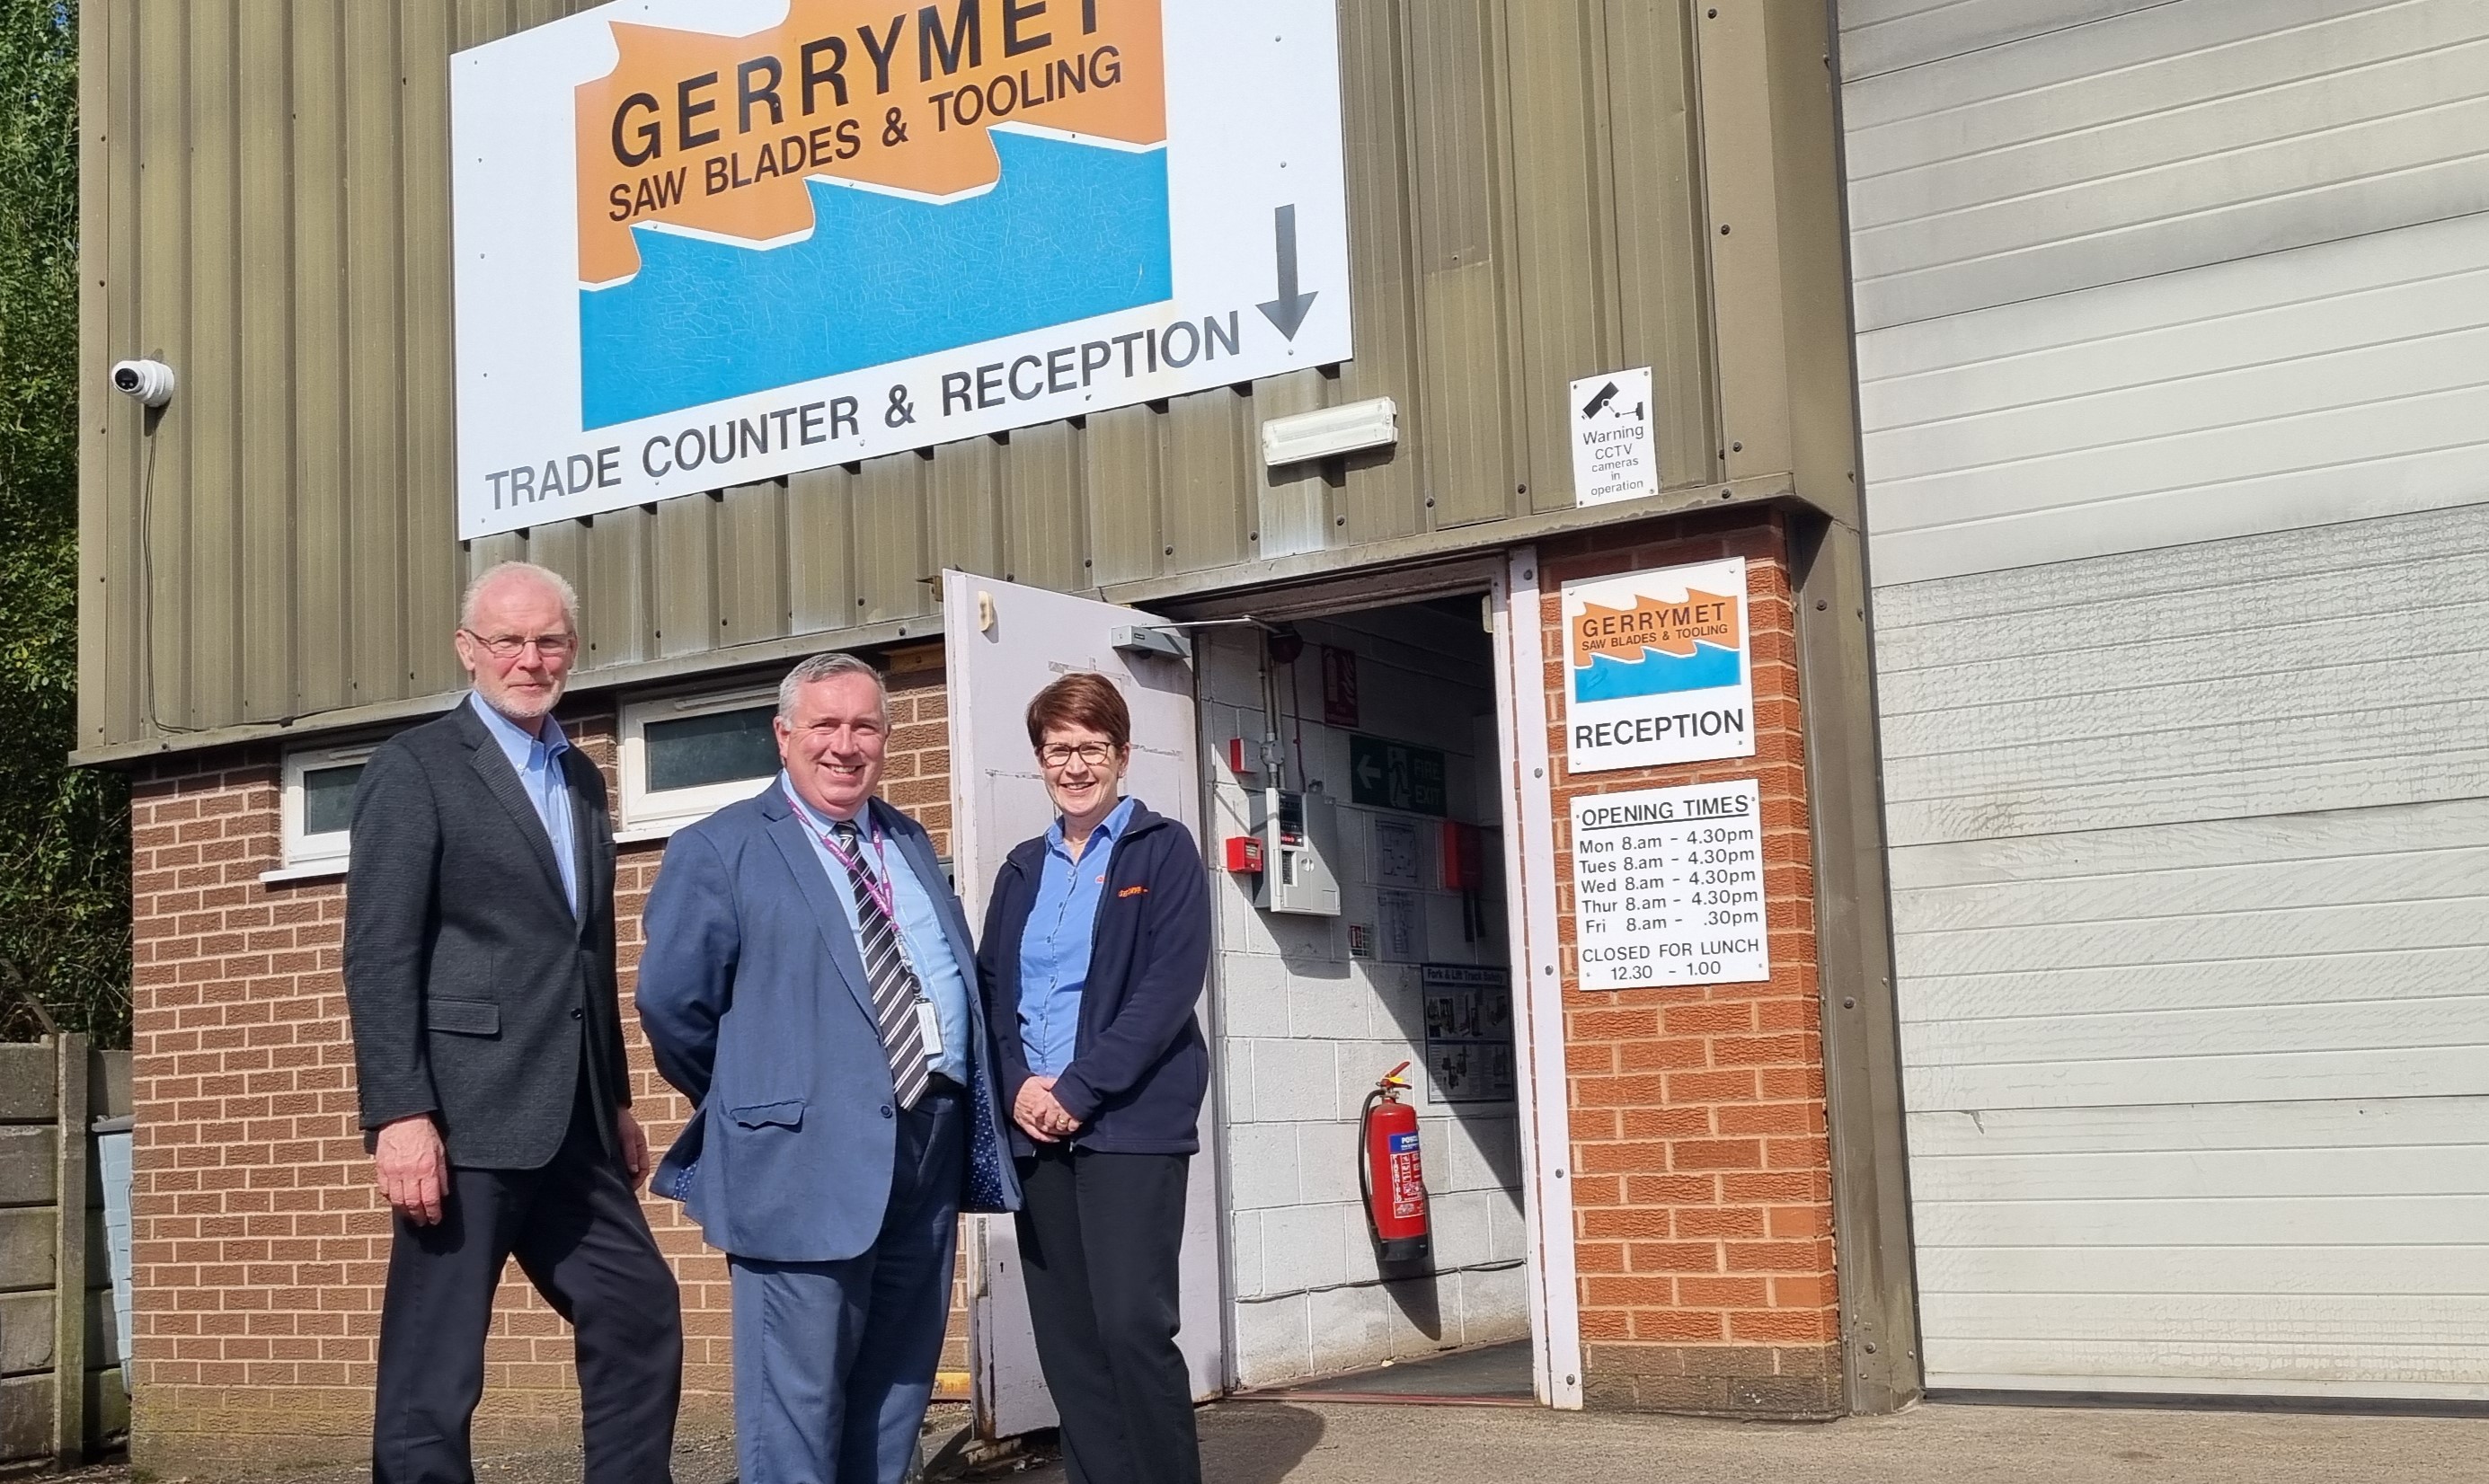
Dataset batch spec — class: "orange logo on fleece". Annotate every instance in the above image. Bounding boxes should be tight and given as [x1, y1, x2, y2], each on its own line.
[1570, 590, 1740, 670]
[1118, 885, 1147, 897]
[575, 0, 1167, 285]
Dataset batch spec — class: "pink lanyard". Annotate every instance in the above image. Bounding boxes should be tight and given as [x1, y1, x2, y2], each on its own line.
[786, 788, 898, 922]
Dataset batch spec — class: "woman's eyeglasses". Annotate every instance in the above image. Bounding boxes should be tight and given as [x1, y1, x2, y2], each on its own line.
[1037, 742, 1119, 768]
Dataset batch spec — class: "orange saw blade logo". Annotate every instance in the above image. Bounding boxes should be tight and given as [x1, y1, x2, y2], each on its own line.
[1570, 590, 1741, 669]
[575, 0, 1167, 286]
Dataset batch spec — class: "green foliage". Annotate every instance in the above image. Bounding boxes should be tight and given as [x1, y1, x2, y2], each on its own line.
[0, 0, 128, 1047]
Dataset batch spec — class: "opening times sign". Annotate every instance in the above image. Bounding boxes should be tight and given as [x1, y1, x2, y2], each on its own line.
[450, 0, 1352, 538]
[1571, 779, 1768, 989]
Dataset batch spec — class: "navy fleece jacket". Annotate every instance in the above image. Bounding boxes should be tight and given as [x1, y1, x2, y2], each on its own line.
[977, 800, 1211, 1156]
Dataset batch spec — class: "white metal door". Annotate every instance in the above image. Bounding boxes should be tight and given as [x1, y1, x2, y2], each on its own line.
[943, 570, 1225, 1438]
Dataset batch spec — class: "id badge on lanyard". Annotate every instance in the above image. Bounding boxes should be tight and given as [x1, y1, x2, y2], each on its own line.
[795, 790, 942, 1064]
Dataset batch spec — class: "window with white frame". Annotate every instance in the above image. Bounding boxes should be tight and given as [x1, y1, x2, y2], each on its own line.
[281, 743, 375, 870]
[619, 685, 782, 836]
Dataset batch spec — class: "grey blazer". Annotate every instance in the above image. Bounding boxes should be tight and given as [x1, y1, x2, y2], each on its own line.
[342, 701, 627, 1170]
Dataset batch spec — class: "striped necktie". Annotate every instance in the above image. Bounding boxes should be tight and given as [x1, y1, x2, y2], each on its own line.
[832, 819, 931, 1109]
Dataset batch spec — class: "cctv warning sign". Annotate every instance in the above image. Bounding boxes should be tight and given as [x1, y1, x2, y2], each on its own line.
[1569, 365, 1659, 508]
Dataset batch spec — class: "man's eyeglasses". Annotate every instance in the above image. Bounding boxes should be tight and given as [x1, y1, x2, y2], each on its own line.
[461, 629, 578, 660]
[1037, 742, 1119, 768]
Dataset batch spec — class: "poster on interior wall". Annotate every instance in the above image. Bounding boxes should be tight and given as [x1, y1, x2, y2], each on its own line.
[1376, 888, 1425, 963]
[449, 0, 1353, 539]
[1422, 964, 1513, 1103]
[1372, 817, 1421, 888]
[1570, 778, 1768, 989]
[1559, 557, 1753, 773]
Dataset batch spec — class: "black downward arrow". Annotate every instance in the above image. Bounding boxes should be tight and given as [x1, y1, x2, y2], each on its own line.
[1255, 204, 1319, 341]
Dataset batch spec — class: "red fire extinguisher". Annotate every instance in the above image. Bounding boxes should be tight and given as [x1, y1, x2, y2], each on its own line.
[1359, 1062, 1431, 1266]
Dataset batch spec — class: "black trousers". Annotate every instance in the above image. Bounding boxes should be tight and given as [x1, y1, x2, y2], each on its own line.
[1014, 1146, 1199, 1484]
[372, 1091, 683, 1484]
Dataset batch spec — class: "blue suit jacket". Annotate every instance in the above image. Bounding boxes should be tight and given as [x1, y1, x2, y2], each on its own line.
[636, 788, 1021, 1262]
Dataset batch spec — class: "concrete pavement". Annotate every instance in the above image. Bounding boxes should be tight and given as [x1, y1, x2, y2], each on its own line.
[949, 1398, 2484, 1484]
[133, 1396, 2482, 1484]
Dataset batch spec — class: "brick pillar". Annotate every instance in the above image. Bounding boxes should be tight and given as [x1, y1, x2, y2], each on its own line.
[1540, 513, 1841, 1417]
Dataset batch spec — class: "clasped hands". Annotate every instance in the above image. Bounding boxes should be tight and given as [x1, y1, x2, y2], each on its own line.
[1014, 1075, 1081, 1143]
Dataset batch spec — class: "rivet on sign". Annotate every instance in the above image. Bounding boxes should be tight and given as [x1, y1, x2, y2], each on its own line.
[1815, 598, 1829, 611]
[1731, 441, 1743, 453]
[1336, 517, 1347, 526]
[1720, 225, 1732, 235]
[1165, 545, 1174, 555]
[1864, 1342, 1878, 1355]
[1517, 482, 1528, 495]
[1842, 996, 1856, 1010]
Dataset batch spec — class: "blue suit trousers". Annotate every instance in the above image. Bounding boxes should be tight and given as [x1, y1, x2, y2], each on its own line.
[730, 1085, 965, 1484]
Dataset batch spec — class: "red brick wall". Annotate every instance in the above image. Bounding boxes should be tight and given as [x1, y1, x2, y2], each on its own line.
[1540, 513, 1841, 1416]
[128, 666, 965, 1477]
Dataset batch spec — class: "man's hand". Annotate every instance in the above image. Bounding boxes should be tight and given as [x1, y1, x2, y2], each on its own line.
[375, 1116, 447, 1226]
[616, 1107, 651, 1190]
[1014, 1076, 1080, 1144]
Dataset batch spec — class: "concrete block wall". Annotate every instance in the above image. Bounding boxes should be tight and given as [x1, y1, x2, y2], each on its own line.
[1198, 610, 1528, 1388]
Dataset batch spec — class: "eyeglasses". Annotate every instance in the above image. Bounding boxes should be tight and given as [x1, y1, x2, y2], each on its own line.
[1037, 741, 1120, 769]
[462, 629, 579, 660]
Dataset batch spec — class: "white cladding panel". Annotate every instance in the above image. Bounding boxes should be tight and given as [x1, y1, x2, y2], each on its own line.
[1858, 214, 2489, 584]
[1845, 0, 2489, 332]
[1844, 0, 2489, 1397]
[1873, 511, 2489, 1396]
[1838, 0, 2175, 82]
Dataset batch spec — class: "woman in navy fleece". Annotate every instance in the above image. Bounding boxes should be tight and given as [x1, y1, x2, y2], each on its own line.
[976, 672, 1212, 1484]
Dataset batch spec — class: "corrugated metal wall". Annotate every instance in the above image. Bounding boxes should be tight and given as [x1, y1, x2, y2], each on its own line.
[1842, 0, 2489, 1399]
[77, 0, 1720, 755]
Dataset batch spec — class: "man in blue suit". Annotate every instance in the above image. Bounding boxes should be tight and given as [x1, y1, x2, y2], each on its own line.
[637, 652, 1019, 1484]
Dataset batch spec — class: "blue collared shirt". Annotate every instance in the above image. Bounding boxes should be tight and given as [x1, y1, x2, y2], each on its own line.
[470, 693, 579, 917]
[1017, 796, 1138, 1078]
[781, 773, 970, 1085]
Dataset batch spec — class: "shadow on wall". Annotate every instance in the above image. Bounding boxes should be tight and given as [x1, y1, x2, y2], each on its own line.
[1383, 1271, 1444, 1343]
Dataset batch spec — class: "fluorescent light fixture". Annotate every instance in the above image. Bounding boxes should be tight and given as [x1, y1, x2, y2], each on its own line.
[1260, 397, 1398, 468]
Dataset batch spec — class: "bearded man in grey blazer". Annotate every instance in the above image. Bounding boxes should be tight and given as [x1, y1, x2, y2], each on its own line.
[344, 561, 682, 1484]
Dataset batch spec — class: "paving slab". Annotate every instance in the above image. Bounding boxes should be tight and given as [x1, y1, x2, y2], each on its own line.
[84, 1395, 2486, 1484]
[961, 1399, 2486, 1484]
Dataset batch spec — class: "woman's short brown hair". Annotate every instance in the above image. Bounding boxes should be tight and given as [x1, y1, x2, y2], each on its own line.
[1026, 672, 1130, 751]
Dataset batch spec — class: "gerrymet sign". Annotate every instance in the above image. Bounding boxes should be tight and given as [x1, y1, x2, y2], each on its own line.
[449, 0, 1353, 539]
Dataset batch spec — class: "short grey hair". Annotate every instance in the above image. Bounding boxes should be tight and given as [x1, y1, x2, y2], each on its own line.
[777, 651, 889, 722]
[462, 561, 580, 633]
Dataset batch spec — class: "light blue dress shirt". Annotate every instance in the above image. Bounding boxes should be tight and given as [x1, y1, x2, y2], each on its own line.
[1016, 795, 1138, 1078]
[781, 773, 970, 1085]
[470, 693, 580, 917]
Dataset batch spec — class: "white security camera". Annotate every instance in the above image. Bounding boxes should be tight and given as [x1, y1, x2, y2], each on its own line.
[111, 358, 176, 407]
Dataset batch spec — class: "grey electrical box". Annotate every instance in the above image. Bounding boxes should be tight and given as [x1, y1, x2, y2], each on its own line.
[1253, 787, 1342, 916]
